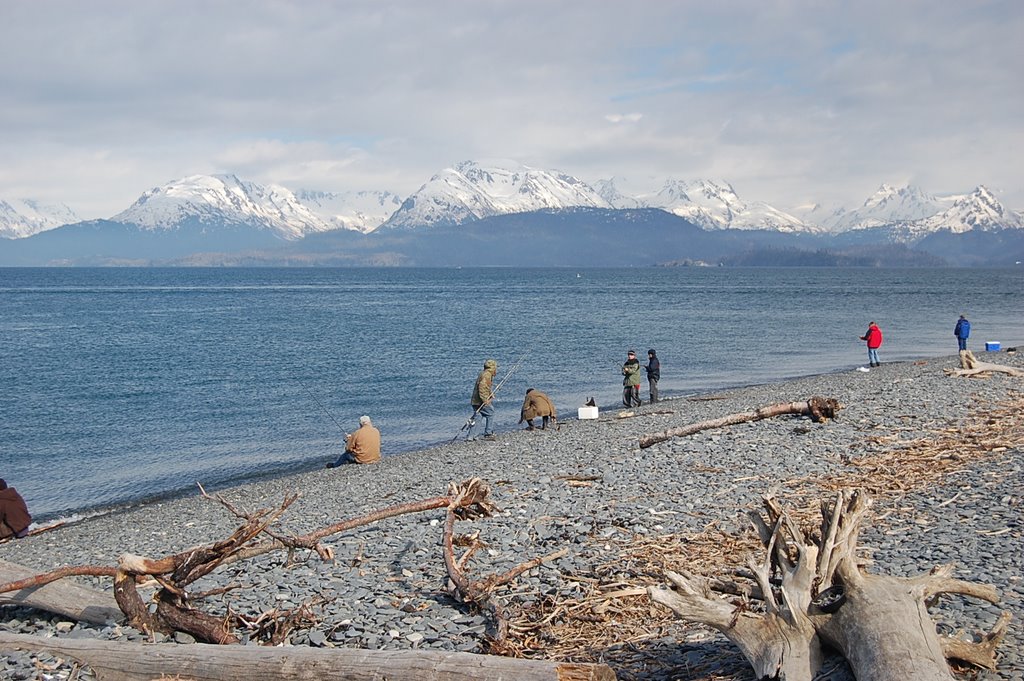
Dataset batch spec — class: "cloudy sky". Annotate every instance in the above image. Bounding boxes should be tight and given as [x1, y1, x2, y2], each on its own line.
[2, 0, 1022, 219]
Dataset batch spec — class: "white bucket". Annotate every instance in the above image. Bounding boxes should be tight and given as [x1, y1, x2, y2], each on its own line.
[578, 406, 599, 420]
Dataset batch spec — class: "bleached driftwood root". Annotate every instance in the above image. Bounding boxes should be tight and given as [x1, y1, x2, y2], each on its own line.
[638, 396, 840, 449]
[648, 490, 1010, 681]
[0, 632, 617, 681]
[945, 350, 1024, 378]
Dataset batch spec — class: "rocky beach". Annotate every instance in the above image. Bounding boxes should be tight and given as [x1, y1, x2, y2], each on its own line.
[2, 352, 1022, 681]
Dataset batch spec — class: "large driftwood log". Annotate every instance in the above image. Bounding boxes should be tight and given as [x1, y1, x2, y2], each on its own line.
[944, 350, 1024, 378]
[0, 632, 617, 681]
[648, 490, 1009, 681]
[0, 559, 122, 625]
[638, 397, 841, 449]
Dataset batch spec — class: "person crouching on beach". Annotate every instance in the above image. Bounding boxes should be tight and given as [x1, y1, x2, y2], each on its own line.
[326, 416, 381, 467]
[622, 350, 642, 407]
[0, 479, 31, 540]
[471, 359, 498, 440]
[519, 388, 557, 430]
[860, 321, 883, 367]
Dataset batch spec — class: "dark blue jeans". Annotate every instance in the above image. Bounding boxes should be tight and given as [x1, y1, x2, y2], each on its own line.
[958, 337, 968, 351]
[329, 450, 357, 467]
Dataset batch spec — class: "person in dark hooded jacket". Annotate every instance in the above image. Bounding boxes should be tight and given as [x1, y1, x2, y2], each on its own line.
[645, 349, 661, 403]
[954, 315, 971, 352]
[0, 479, 31, 540]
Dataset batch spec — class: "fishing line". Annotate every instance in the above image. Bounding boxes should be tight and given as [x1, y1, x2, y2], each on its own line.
[297, 376, 350, 438]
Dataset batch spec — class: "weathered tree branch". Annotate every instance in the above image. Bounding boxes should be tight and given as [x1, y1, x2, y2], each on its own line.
[638, 396, 841, 448]
[0, 559, 121, 625]
[440, 479, 568, 649]
[939, 611, 1011, 670]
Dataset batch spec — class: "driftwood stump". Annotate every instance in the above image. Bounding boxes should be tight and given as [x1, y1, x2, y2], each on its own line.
[648, 490, 1009, 681]
[944, 350, 1024, 378]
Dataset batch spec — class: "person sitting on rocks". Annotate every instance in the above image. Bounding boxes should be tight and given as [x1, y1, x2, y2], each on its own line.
[519, 388, 557, 430]
[326, 416, 381, 468]
[0, 479, 31, 540]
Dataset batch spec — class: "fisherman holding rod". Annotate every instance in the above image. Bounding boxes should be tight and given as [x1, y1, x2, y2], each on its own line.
[470, 359, 499, 440]
[326, 415, 381, 468]
[453, 353, 529, 441]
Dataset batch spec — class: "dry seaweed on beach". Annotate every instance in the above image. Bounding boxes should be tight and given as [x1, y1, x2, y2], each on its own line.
[790, 391, 1024, 504]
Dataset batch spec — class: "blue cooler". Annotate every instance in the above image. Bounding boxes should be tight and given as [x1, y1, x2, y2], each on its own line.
[985, 341, 1001, 352]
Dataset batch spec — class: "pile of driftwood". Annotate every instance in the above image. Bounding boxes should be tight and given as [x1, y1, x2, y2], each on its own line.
[0, 478, 612, 681]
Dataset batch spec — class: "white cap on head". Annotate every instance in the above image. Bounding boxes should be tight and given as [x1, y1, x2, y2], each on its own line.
[359, 415, 372, 426]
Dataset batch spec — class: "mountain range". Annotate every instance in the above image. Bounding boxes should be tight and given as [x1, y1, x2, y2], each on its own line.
[1, 160, 1022, 267]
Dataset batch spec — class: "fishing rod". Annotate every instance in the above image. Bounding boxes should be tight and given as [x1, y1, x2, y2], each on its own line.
[453, 351, 530, 441]
[299, 380, 350, 438]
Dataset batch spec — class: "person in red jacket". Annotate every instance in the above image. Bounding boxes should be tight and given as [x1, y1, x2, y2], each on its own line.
[860, 321, 883, 367]
[0, 479, 31, 540]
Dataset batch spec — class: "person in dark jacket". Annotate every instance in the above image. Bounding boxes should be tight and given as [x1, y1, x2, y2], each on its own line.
[954, 315, 971, 352]
[0, 479, 31, 540]
[859, 321, 883, 367]
[519, 388, 557, 430]
[621, 350, 642, 407]
[645, 349, 661, 403]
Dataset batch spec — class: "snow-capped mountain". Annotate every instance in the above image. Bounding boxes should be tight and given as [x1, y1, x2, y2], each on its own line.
[0, 198, 79, 239]
[828, 184, 1023, 242]
[825, 184, 944, 232]
[603, 178, 815, 233]
[293, 189, 402, 234]
[381, 160, 612, 229]
[111, 174, 336, 240]
[593, 178, 643, 209]
[915, 185, 1023, 234]
[6, 162, 1022, 249]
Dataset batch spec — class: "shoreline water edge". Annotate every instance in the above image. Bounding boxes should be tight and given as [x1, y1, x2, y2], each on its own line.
[2, 351, 1023, 680]
[6, 266, 1024, 523]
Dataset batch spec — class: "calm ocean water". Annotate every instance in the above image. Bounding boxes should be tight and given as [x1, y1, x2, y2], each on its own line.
[2, 266, 1022, 521]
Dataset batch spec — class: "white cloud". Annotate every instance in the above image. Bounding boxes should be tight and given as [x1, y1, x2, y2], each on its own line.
[605, 113, 644, 124]
[0, 0, 1021, 218]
